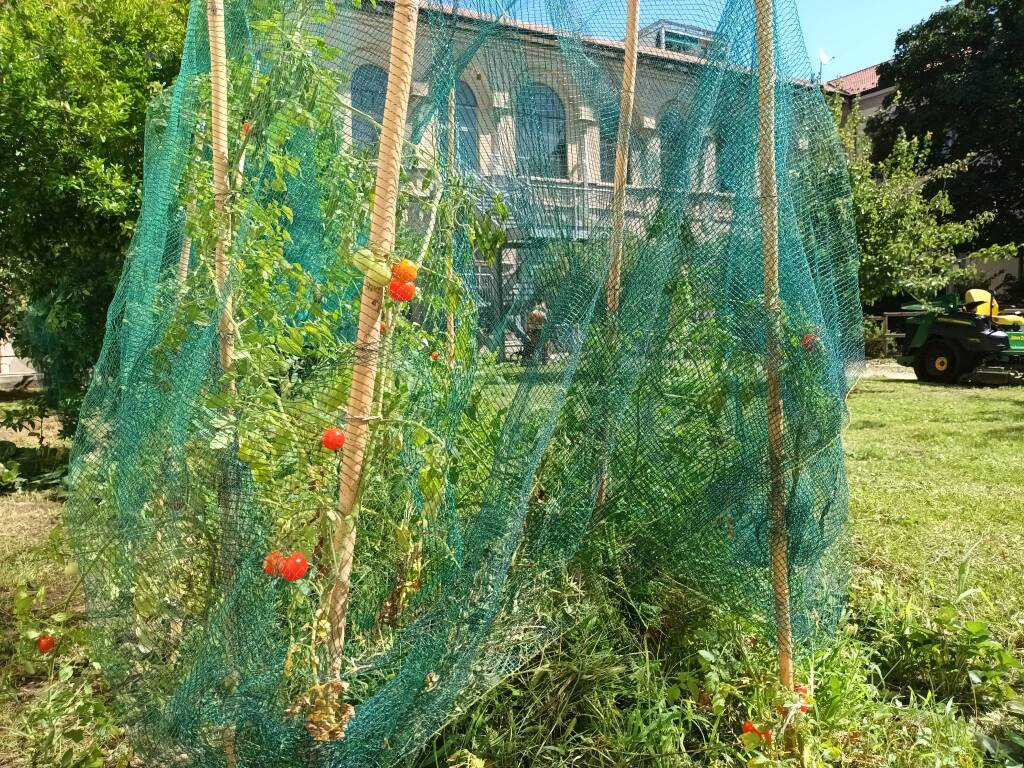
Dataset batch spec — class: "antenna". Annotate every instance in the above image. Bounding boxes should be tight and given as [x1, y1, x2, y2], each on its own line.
[818, 48, 834, 83]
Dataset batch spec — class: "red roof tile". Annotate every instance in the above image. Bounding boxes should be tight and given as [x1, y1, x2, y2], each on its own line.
[827, 63, 886, 95]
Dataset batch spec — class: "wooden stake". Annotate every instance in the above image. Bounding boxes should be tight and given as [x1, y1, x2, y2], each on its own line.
[445, 86, 457, 358]
[177, 234, 193, 283]
[595, 0, 639, 509]
[606, 0, 639, 316]
[208, 0, 233, 376]
[326, 0, 420, 680]
[206, 4, 238, 761]
[755, 0, 794, 691]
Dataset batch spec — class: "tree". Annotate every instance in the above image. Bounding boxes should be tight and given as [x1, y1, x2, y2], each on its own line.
[0, 0, 186, 421]
[867, 0, 1024, 258]
[834, 100, 1016, 307]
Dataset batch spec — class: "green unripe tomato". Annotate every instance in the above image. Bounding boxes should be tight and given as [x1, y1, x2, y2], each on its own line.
[352, 247, 391, 287]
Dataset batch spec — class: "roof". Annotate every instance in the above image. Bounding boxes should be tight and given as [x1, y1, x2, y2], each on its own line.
[370, 2, 816, 84]
[827, 63, 887, 96]
[419, 2, 709, 68]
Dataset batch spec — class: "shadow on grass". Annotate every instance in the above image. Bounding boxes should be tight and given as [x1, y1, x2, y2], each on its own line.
[0, 392, 68, 493]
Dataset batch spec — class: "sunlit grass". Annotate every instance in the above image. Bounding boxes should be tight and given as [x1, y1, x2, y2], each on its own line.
[846, 379, 1024, 647]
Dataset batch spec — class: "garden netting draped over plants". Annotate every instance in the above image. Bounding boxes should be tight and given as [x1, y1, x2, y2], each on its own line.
[65, 0, 863, 763]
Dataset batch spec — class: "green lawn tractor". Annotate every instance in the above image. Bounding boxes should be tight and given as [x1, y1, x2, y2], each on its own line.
[899, 289, 1024, 384]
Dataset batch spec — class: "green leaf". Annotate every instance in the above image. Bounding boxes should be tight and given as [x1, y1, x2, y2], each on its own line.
[209, 428, 235, 451]
[963, 620, 988, 636]
[739, 732, 762, 750]
[934, 605, 957, 625]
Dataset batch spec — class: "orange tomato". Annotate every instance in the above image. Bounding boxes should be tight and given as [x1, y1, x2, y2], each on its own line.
[391, 259, 418, 283]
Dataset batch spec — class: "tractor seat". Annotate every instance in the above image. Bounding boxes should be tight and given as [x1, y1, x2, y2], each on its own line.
[963, 289, 1024, 328]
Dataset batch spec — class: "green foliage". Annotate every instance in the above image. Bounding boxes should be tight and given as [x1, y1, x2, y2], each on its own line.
[62, 0, 863, 764]
[0, 398, 67, 491]
[0, 521, 129, 768]
[854, 564, 1021, 714]
[868, 0, 1024, 255]
[417, 580, 986, 768]
[14, 379, 1024, 766]
[833, 100, 1017, 307]
[852, 568, 1024, 767]
[0, 0, 187, 424]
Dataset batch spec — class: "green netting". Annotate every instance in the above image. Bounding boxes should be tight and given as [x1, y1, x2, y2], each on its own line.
[65, 0, 863, 763]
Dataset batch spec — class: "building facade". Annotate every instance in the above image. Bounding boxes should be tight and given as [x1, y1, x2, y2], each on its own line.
[0, 339, 39, 392]
[325, 4, 741, 355]
[326, 5, 734, 236]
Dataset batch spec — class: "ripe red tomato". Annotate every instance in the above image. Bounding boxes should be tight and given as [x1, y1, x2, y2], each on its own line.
[380, 321, 387, 333]
[36, 635, 55, 653]
[388, 279, 416, 303]
[322, 427, 346, 452]
[391, 259, 418, 283]
[279, 552, 309, 582]
[431, 350, 440, 361]
[801, 333, 818, 351]
[742, 720, 757, 735]
[263, 550, 284, 576]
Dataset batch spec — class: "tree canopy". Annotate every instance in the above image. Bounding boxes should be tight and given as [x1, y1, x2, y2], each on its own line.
[836, 100, 1016, 308]
[868, 0, 1023, 259]
[0, 0, 185, 418]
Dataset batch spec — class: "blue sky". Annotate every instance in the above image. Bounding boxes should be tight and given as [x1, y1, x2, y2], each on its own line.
[796, 0, 950, 81]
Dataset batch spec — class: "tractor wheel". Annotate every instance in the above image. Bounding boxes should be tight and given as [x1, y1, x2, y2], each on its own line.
[913, 341, 961, 384]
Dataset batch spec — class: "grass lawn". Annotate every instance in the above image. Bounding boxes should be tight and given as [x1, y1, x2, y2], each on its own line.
[1, 379, 1022, 764]
[846, 379, 1024, 648]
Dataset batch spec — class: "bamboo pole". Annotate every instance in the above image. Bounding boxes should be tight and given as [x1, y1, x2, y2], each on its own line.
[606, 0, 639, 316]
[208, 0, 233, 376]
[208, 0, 239, 588]
[326, 0, 420, 681]
[206, 3, 237, 762]
[595, 0, 639, 509]
[177, 235, 193, 283]
[754, 0, 794, 691]
[445, 86, 457, 358]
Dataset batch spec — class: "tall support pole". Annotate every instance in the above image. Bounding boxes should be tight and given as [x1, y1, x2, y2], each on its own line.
[206, 5, 237, 763]
[208, 0, 239, 589]
[595, 0, 639, 508]
[178, 235, 193, 283]
[755, 0, 793, 691]
[326, 0, 419, 681]
[208, 0, 233, 376]
[606, 0, 639, 316]
[446, 87, 457, 358]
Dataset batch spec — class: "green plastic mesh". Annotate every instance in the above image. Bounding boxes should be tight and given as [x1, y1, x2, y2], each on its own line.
[65, 0, 863, 763]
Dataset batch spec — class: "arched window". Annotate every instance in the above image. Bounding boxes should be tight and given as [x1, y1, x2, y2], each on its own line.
[515, 83, 567, 179]
[599, 105, 634, 184]
[437, 80, 480, 172]
[658, 107, 686, 187]
[351, 64, 388, 152]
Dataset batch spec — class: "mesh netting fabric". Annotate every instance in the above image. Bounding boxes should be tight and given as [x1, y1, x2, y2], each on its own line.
[65, 0, 863, 763]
